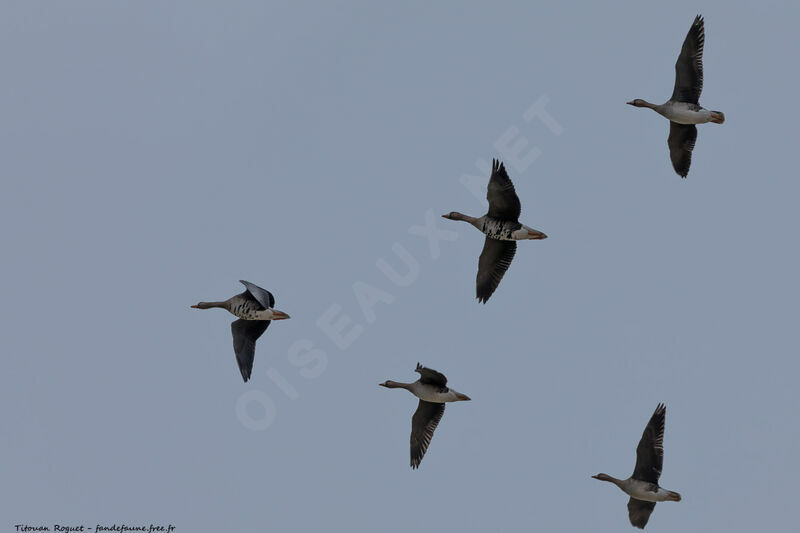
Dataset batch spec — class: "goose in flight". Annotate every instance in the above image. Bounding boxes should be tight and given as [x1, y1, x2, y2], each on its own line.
[191, 280, 290, 382]
[443, 159, 547, 303]
[380, 363, 471, 469]
[627, 15, 725, 177]
[592, 404, 682, 529]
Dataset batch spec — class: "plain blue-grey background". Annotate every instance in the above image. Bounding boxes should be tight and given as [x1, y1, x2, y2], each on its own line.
[2, 1, 798, 531]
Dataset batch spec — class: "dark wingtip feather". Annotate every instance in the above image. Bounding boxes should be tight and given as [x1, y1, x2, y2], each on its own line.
[240, 363, 252, 382]
[650, 403, 666, 425]
[691, 15, 705, 37]
[692, 14, 704, 30]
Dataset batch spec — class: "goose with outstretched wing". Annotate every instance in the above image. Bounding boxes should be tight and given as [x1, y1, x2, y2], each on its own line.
[592, 404, 682, 529]
[443, 159, 547, 303]
[627, 15, 725, 177]
[191, 280, 290, 382]
[380, 363, 471, 469]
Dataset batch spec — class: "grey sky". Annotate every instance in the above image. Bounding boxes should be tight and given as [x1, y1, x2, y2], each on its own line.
[2, 1, 798, 532]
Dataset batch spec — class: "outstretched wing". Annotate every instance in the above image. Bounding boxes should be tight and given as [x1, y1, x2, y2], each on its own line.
[667, 122, 697, 178]
[231, 319, 270, 382]
[476, 237, 517, 303]
[414, 363, 448, 388]
[410, 400, 445, 469]
[672, 15, 705, 104]
[240, 280, 275, 309]
[633, 403, 666, 483]
[486, 159, 521, 221]
[627, 498, 657, 529]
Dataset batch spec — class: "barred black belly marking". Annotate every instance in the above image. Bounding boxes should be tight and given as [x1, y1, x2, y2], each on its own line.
[230, 297, 263, 320]
[481, 218, 521, 240]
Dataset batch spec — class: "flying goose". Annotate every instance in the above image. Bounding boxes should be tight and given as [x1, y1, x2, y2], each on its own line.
[627, 15, 725, 177]
[443, 159, 547, 303]
[592, 404, 682, 529]
[191, 280, 290, 382]
[380, 363, 471, 469]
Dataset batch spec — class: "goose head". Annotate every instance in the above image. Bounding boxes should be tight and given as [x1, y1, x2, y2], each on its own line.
[626, 99, 658, 110]
[442, 211, 469, 221]
[591, 473, 615, 482]
[191, 301, 228, 310]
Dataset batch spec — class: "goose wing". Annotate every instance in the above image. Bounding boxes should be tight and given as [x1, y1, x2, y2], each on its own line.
[672, 15, 705, 105]
[667, 122, 697, 177]
[476, 237, 516, 303]
[410, 400, 445, 469]
[240, 280, 275, 309]
[414, 363, 448, 388]
[632, 403, 666, 483]
[486, 159, 521, 221]
[627, 498, 657, 529]
[231, 319, 270, 382]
